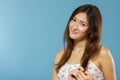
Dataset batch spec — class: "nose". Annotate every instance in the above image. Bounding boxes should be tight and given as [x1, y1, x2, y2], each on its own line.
[73, 22, 79, 29]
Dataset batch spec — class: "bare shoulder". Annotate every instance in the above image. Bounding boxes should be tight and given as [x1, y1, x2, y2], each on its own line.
[99, 45, 113, 60]
[98, 46, 116, 80]
[52, 50, 64, 80]
[54, 49, 65, 64]
[98, 45, 115, 68]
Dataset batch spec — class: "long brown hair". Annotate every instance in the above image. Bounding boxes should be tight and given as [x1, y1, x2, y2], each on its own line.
[56, 4, 102, 73]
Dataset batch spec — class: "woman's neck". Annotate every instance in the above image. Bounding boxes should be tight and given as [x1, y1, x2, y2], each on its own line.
[73, 39, 87, 51]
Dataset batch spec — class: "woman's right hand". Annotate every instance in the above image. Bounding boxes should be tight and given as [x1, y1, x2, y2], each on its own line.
[68, 67, 92, 80]
[68, 68, 79, 80]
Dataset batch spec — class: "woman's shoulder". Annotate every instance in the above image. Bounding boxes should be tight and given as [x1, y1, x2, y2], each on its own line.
[98, 46, 116, 80]
[54, 49, 65, 64]
[98, 45, 113, 62]
[99, 45, 111, 57]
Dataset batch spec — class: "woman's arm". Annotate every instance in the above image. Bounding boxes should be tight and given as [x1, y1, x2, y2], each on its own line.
[52, 49, 64, 80]
[52, 65, 58, 80]
[99, 46, 116, 80]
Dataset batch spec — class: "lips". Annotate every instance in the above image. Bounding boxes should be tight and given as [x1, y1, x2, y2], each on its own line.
[71, 30, 78, 35]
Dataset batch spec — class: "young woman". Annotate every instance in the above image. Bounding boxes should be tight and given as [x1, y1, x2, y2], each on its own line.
[52, 4, 116, 80]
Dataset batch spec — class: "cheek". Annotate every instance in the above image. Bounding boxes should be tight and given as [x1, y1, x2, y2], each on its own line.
[69, 23, 73, 32]
[69, 21, 75, 28]
[79, 27, 89, 33]
[69, 22, 72, 28]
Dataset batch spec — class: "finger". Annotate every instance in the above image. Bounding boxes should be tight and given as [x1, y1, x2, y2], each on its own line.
[84, 70, 91, 75]
[68, 75, 76, 80]
[69, 75, 77, 80]
[79, 70, 87, 79]
[77, 72, 84, 80]
[71, 74, 77, 80]
[69, 70, 79, 80]
[84, 70, 92, 78]
[77, 66, 84, 72]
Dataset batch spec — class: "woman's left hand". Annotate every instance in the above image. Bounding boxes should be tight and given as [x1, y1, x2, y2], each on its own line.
[68, 66, 92, 80]
[77, 67, 92, 80]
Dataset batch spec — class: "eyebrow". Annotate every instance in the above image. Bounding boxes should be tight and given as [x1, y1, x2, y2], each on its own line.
[73, 16, 88, 24]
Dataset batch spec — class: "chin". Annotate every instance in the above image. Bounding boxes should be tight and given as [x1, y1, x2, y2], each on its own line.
[70, 35, 86, 41]
[70, 35, 79, 40]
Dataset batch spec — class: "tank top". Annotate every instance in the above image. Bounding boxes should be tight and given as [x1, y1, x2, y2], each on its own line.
[58, 61, 105, 80]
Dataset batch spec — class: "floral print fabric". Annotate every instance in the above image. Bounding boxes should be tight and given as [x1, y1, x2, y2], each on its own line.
[58, 61, 105, 80]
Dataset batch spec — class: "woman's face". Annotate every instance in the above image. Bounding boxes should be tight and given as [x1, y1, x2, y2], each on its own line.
[69, 12, 89, 41]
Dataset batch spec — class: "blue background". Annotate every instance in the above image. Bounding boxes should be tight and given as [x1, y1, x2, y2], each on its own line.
[0, 0, 119, 80]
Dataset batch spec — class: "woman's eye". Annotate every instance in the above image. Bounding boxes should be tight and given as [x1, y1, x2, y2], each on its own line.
[82, 23, 85, 26]
[80, 22, 87, 27]
[80, 23, 86, 27]
[72, 18, 76, 22]
[73, 19, 76, 22]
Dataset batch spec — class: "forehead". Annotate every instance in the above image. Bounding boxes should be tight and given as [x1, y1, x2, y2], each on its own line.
[74, 13, 88, 23]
